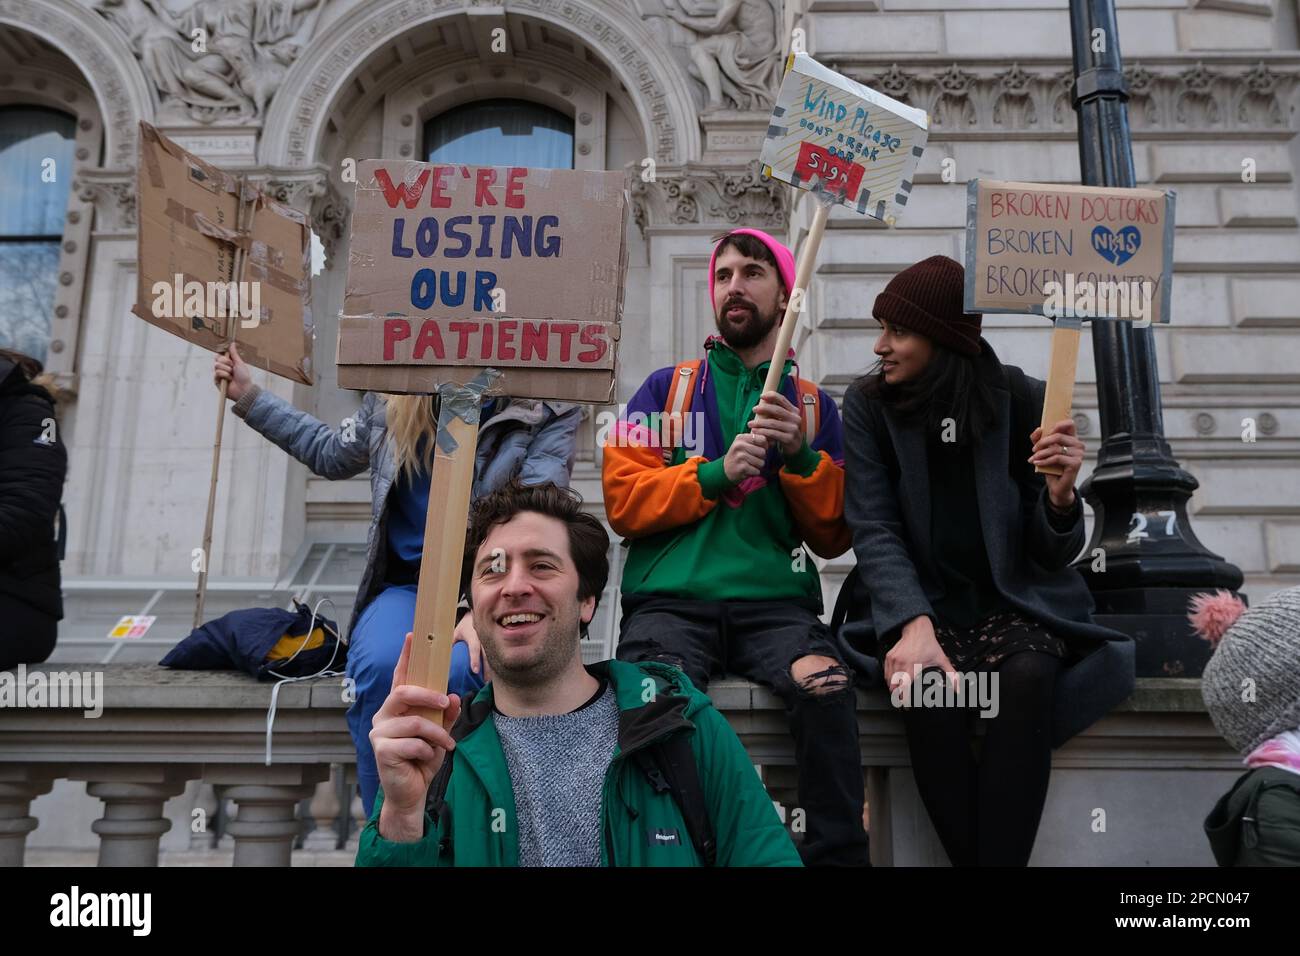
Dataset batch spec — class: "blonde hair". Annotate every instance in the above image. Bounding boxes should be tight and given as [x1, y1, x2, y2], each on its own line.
[381, 393, 439, 482]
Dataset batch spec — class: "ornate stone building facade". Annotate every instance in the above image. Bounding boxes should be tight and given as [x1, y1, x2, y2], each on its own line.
[1, 0, 1298, 861]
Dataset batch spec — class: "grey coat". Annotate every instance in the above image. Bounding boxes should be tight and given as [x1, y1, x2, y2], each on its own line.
[835, 344, 1134, 746]
[232, 385, 582, 639]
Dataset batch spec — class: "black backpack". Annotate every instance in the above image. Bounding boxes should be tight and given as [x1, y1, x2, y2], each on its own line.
[632, 733, 717, 866]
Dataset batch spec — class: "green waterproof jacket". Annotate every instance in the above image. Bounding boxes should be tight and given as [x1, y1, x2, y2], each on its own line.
[1204, 766, 1300, 866]
[355, 659, 802, 867]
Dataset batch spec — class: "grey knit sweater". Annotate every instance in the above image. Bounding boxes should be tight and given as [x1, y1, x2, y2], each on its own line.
[493, 684, 619, 867]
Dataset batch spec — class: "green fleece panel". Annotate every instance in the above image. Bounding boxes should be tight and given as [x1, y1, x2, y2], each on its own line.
[621, 347, 823, 604]
[354, 661, 801, 867]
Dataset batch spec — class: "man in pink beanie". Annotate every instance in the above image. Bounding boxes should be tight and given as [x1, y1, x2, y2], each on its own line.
[601, 229, 870, 866]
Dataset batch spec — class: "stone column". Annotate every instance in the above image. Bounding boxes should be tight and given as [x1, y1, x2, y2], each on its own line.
[0, 767, 57, 867]
[302, 767, 342, 851]
[208, 765, 329, 866]
[73, 765, 198, 867]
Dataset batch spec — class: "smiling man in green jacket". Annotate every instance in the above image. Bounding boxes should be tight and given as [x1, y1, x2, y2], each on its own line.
[355, 480, 800, 867]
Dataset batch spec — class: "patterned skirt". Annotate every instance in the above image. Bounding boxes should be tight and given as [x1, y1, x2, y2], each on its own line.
[933, 609, 1067, 673]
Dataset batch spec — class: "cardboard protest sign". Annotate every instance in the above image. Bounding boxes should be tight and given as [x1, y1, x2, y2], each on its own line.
[337, 161, 629, 404]
[759, 52, 928, 223]
[964, 179, 1175, 325]
[133, 123, 314, 383]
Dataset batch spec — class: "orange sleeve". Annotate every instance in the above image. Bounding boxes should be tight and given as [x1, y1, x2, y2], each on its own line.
[602, 439, 718, 539]
[779, 450, 851, 558]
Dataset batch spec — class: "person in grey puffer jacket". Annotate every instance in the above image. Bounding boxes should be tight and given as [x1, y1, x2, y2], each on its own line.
[214, 343, 581, 815]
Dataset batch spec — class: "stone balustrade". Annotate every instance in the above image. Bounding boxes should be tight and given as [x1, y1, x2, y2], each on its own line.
[0, 665, 1241, 866]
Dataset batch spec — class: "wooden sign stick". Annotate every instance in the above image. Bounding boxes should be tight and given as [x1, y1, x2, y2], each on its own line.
[406, 372, 501, 725]
[760, 196, 831, 395]
[194, 177, 256, 628]
[1036, 314, 1083, 477]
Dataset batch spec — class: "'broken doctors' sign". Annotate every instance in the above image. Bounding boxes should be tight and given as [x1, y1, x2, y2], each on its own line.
[964, 179, 1175, 324]
[759, 53, 928, 224]
[338, 161, 629, 403]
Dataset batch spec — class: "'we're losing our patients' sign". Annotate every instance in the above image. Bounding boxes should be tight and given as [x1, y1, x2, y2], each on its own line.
[965, 179, 1175, 324]
[338, 161, 629, 403]
[759, 53, 928, 223]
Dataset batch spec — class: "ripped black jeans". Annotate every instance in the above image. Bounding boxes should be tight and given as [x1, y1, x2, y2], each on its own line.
[617, 595, 870, 866]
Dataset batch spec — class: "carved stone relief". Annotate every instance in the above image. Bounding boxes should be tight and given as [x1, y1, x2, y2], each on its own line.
[850, 61, 1299, 135]
[92, 0, 327, 124]
[630, 159, 788, 234]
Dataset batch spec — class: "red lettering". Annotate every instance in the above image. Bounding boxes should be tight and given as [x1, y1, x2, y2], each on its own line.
[382, 318, 411, 360]
[1005, 191, 1019, 217]
[578, 325, 608, 364]
[429, 166, 453, 208]
[990, 192, 1004, 219]
[412, 320, 445, 360]
[480, 321, 494, 360]
[448, 321, 477, 359]
[475, 168, 499, 206]
[374, 168, 429, 209]
[497, 320, 518, 360]
[505, 168, 526, 209]
[521, 321, 548, 362]
[551, 322, 579, 363]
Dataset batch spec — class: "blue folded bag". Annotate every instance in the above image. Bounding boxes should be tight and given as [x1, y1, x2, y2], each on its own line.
[160, 600, 345, 680]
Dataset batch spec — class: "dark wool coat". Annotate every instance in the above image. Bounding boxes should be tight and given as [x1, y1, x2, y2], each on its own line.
[834, 340, 1135, 746]
[0, 357, 67, 620]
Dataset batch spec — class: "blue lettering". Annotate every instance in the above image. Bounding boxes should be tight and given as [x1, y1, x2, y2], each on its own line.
[501, 216, 531, 259]
[536, 216, 561, 257]
[412, 268, 437, 308]
[444, 216, 472, 257]
[391, 220, 413, 258]
[473, 270, 498, 311]
[415, 217, 438, 257]
[440, 270, 466, 307]
[475, 215, 496, 257]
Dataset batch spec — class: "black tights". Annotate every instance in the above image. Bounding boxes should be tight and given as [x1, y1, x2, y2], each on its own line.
[901, 650, 1061, 867]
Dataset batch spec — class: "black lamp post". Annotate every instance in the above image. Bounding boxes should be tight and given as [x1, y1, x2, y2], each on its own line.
[1067, 0, 1243, 677]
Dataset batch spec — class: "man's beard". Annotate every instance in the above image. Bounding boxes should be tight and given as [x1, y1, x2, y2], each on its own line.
[475, 605, 581, 690]
[716, 298, 779, 350]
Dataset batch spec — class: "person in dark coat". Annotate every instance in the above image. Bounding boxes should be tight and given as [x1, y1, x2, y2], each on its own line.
[835, 256, 1134, 866]
[0, 348, 68, 670]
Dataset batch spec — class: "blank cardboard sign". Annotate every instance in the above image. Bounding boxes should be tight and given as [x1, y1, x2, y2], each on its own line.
[337, 161, 630, 403]
[133, 122, 315, 384]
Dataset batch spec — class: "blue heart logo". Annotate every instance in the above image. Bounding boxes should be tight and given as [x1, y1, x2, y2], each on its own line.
[1091, 225, 1142, 266]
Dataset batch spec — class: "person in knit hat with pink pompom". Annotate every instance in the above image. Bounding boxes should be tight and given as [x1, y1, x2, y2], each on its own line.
[833, 255, 1135, 866]
[602, 228, 869, 866]
[1192, 587, 1300, 865]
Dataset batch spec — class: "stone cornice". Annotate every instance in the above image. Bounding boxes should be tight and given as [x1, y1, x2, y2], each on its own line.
[832, 60, 1300, 135]
[630, 159, 789, 235]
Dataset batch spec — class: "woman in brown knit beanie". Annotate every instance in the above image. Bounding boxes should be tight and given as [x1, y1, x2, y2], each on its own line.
[832, 255, 1134, 866]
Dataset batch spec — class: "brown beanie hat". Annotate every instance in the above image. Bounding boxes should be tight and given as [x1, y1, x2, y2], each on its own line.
[872, 255, 983, 357]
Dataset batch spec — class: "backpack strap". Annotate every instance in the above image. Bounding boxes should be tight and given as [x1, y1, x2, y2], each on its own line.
[661, 360, 703, 465]
[795, 377, 820, 442]
[634, 733, 717, 866]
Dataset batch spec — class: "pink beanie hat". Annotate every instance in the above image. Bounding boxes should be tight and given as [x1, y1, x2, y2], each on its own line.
[708, 228, 796, 303]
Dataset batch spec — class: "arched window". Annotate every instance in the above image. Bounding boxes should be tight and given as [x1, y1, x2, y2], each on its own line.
[0, 106, 76, 364]
[425, 99, 574, 169]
